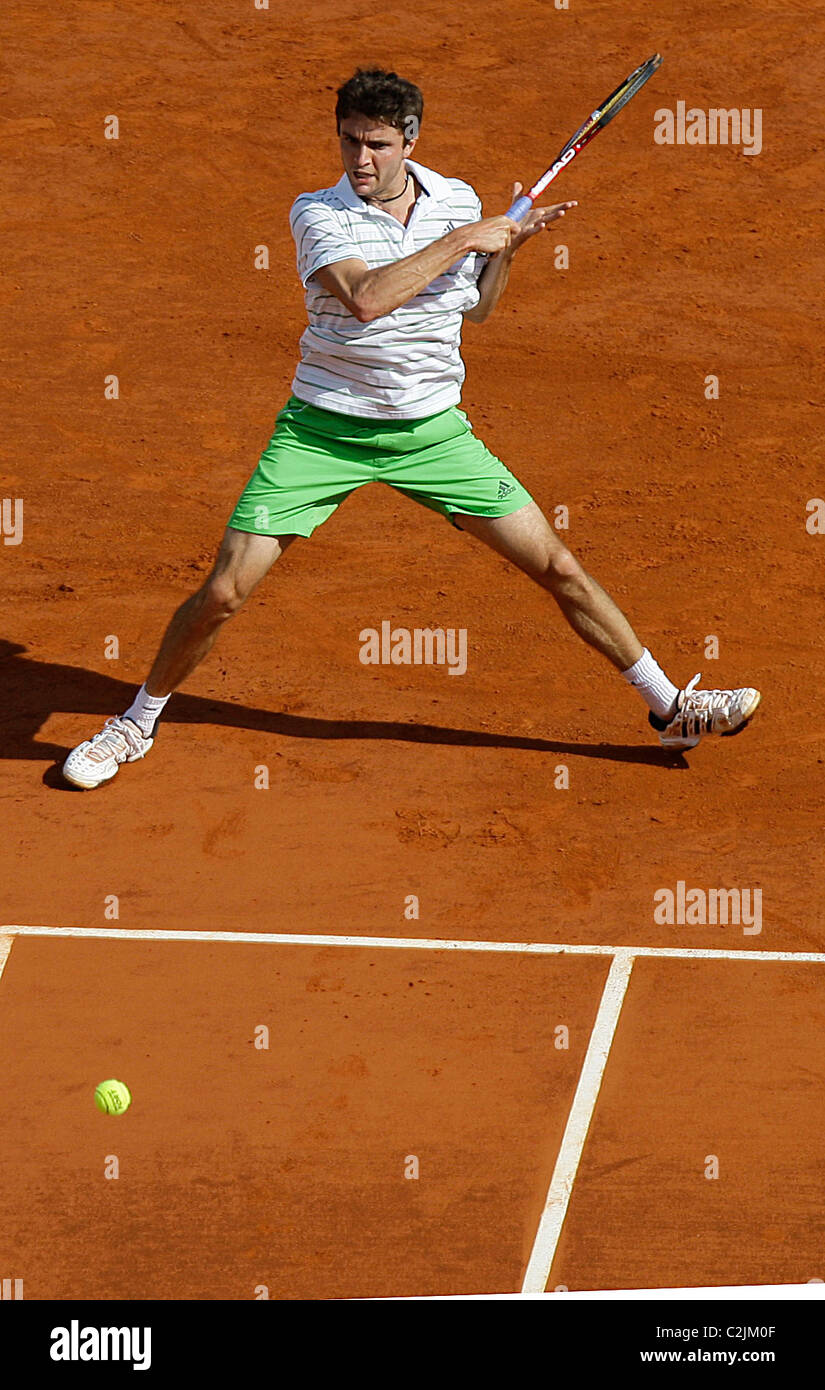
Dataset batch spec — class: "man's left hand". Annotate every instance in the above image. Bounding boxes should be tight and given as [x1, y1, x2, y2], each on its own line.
[505, 182, 578, 252]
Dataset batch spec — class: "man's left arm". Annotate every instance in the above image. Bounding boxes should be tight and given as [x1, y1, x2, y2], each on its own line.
[464, 184, 577, 325]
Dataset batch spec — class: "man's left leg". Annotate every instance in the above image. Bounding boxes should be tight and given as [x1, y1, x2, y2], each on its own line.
[454, 501, 761, 749]
[456, 500, 643, 671]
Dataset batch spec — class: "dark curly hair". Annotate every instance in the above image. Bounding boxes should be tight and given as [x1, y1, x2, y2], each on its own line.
[335, 68, 423, 140]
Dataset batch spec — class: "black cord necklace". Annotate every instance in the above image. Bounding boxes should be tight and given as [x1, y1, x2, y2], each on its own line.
[365, 172, 411, 205]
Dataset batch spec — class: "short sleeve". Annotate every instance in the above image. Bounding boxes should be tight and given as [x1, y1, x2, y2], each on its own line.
[446, 179, 482, 225]
[460, 190, 484, 281]
[444, 183, 482, 280]
[290, 197, 366, 287]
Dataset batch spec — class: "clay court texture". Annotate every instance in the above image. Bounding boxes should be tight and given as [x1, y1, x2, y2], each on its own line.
[1, 0, 823, 1299]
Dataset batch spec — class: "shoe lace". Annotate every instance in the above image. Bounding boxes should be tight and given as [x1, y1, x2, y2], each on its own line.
[681, 673, 732, 714]
[666, 672, 733, 738]
[85, 716, 143, 762]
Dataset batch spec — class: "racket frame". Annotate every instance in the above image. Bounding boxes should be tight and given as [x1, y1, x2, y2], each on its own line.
[505, 52, 662, 221]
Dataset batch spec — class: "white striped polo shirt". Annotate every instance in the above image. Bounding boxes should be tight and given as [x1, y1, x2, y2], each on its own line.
[289, 159, 483, 420]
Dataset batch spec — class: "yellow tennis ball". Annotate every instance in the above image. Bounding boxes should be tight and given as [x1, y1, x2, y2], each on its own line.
[94, 1079, 131, 1115]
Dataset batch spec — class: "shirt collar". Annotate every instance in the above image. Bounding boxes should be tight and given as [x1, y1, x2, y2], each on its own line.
[332, 158, 452, 212]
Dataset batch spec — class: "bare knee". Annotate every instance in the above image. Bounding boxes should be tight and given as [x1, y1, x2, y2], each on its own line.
[192, 530, 293, 624]
[535, 544, 590, 597]
[195, 574, 251, 623]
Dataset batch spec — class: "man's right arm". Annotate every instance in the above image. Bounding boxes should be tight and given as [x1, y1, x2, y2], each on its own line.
[312, 217, 515, 323]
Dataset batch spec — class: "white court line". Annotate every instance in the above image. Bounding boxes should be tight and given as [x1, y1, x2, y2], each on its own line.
[0, 935, 13, 984]
[522, 951, 634, 1294]
[2, 925, 825, 963]
[3, 923, 823, 1293]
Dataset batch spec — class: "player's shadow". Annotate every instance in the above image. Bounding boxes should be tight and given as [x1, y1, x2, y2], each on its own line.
[0, 639, 687, 785]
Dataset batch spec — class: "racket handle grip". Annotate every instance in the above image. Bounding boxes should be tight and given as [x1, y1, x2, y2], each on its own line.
[505, 193, 533, 222]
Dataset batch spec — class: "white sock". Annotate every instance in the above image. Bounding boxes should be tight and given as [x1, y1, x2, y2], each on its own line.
[621, 649, 680, 720]
[123, 683, 170, 737]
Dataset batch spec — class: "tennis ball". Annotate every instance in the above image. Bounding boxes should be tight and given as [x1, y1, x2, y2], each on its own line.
[94, 1079, 131, 1115]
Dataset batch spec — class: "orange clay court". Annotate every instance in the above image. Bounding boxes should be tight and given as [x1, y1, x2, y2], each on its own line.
[1, 0, 823, 1299]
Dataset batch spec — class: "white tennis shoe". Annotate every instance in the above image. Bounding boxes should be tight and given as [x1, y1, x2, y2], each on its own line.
[62, 715, 155, 789]
[650, 674, 761, 751]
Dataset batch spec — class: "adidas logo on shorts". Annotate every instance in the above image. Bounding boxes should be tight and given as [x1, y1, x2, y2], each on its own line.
[497, 480, 516, 499]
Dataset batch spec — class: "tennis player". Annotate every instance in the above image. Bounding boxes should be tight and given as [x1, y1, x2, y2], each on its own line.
[63, 68, 760, 789]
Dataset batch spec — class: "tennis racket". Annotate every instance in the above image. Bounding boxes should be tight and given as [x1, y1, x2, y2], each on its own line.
[506, 52, 663, 221]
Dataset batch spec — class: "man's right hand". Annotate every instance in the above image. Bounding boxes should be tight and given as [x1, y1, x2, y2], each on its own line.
[455, 216, 516, 257]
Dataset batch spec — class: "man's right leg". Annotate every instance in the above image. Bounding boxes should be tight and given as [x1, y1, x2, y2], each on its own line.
[144, 527, 296, 698]
[62, 528, 296, 788]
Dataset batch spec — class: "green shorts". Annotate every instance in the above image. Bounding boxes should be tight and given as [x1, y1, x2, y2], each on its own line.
[227, 396, 533, 538]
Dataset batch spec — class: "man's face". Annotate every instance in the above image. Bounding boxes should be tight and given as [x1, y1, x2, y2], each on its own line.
[338, 114, 415, 198]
